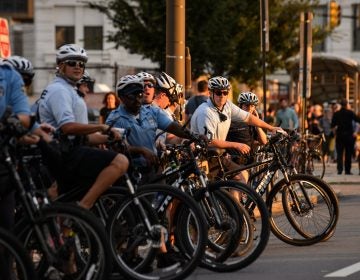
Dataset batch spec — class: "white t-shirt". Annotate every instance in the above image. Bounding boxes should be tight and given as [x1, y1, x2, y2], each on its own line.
[190, 98, 250, 141]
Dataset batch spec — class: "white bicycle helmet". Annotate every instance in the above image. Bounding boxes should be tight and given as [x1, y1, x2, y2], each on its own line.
[116, 75, 143, 96]
[56, 44, 88, 64]
[3, 56, 35, 77]
[136, 71, 156, 83]
[155, 72, 182, 103]
[237, 91, 259, 105]
[208, 76, 231, 91]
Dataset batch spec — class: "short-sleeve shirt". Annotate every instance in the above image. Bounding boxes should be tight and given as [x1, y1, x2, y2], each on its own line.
[106, 104, 173, 153]
[185, 95, 208, 116]
[38, 76, 88, 129]
[275, 108, 299, 130]
[190, 98, 250, 141]
[0, 64, 30, 118]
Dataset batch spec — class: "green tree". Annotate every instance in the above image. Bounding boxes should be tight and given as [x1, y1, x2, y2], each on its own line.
[86, 0, 327, 85]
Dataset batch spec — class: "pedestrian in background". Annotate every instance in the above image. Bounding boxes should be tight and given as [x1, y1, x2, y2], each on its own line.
[331, 99, 360, 175]
[275, 98, 299, 130]
[184, 79, 209, 124]
[99, 91, 120, 124]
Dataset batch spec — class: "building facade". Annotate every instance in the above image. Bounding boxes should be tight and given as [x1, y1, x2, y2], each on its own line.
[286, 0, 360, 113]
[1, 0, 157, 98]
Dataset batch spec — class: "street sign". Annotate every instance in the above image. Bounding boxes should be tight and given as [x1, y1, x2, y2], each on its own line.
[0, 18, 11, 58]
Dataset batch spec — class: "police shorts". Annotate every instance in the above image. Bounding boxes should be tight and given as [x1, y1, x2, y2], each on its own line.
[58, 146, 119, 194]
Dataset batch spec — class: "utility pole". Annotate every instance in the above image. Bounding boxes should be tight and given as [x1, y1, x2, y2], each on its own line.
[260, 0, 269, 119]
[299, 12, 312, 134]
[166, 0, 185, 87]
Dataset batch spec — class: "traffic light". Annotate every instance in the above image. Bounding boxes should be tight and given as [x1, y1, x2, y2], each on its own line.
[329, 1, 341, 28]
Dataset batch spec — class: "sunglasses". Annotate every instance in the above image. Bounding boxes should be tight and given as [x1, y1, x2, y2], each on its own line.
[64, 60, 86, 68]
[213, 90, 229, 97]
[144, 83, 154, 89]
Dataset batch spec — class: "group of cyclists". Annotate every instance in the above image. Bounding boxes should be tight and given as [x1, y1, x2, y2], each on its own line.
[0, 43, 288, 278]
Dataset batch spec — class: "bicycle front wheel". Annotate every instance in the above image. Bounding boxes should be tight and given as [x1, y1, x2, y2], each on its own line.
[0, 227, 37, 280]
[267, 174, 339, 246]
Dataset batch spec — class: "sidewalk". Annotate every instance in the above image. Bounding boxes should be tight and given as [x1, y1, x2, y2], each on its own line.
[322, 162, 360, 185]
[322, 162, 360, 198]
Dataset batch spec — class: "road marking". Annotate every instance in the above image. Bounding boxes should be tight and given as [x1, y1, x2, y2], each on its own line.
[325, 262, 360, 277]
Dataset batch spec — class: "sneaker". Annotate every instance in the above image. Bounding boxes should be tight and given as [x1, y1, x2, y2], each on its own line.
[156, 249, 185, 268]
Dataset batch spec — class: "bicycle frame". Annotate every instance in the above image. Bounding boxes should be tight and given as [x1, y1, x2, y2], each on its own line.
[149, 143, 229, 229]
[214, 133, 315, 215]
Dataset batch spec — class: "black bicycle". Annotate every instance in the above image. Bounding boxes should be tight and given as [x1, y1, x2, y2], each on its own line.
[46, 134, 209, 280]
[210, 131, 339, 246]
[0, 108, 113, 279]
[147, 138, 270, 272]
[0, 227, 38, 280]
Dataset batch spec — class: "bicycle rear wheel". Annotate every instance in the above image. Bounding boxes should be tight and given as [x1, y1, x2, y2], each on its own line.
[307, 150, 325, 179]
[200, 180, 270, 272]
[0, 227, 37, 280]
[177, 189, 243, 263]
[15, 203, 112, 279]
[267, 174, 339, 246]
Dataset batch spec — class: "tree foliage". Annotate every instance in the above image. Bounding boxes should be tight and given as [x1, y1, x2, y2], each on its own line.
[86, 0, 327, 85]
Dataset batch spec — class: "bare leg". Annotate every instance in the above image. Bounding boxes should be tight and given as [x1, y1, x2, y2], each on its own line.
[79, 154, 129, 209]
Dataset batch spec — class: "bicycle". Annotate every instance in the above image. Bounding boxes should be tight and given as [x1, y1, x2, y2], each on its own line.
[291, 131, 326, 179]
[0, 227, 38, 280]
[147, 138, 270, 272]
[0, 108, 113, 279]
[210, 131, 339, 246]
[43, 132, 209, 280]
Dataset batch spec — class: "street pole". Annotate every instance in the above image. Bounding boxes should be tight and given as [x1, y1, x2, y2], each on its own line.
[166, 0, 185, 87]
[299, 12, 312, 134]
[260, 0, 269, 119]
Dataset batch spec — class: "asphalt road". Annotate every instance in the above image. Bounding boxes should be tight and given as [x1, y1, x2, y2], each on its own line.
[187, 177, 360, 280]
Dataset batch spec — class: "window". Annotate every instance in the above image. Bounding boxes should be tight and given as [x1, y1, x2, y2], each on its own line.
[0, 0, 28, 13]
[312, 5, 327, 52]
[84, 26, 103, 50]
[0, 0, 33, 20]
[13, 30, 23, 55]
[353, 4, 360, 51]
[55, 26, 75, 49]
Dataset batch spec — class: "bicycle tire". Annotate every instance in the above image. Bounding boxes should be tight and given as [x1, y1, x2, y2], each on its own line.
[15, 203, 112, 279]
[292, 149, 325, 179]
[308, 150, 325, 179]
[267, 174, 339, 246]
[106, 184, 207, 280]
[200, 180, 270, 272]
[176, 189, 242, 263]
[0, 227, 38, 280]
